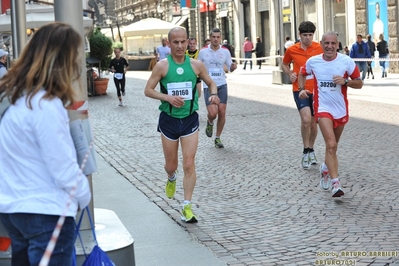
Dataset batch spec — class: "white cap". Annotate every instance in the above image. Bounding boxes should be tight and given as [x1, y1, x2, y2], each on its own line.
[0, 49, 8, 57]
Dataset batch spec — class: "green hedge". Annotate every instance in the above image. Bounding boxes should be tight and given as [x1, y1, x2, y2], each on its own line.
[89, 27, 113, 71]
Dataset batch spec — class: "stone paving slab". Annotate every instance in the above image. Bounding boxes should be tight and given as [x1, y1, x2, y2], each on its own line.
[89, 65, 399, 265]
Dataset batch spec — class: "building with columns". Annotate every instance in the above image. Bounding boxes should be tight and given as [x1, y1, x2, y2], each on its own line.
[109, 0, 398, 73]
[236, 0, 398, 72]
[108, 0, 399, 71]
[1, 0, 397, 72]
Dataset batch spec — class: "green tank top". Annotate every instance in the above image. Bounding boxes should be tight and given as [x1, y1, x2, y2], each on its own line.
[159, 55, 198, 118]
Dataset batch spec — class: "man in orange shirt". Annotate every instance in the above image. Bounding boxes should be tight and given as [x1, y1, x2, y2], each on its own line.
[281, 21, 323, 169]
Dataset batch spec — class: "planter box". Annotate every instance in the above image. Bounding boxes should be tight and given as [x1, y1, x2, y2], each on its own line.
[94, 78, 109, 95]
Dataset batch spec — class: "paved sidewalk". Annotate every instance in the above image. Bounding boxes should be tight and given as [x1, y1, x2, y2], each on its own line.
[93, 153, 227, 266]
[89, 63, 399, 266]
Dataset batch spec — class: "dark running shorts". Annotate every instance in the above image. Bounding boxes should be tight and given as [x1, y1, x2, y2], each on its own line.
[293, 91, 314, 116]
[157, 111, 199, 141]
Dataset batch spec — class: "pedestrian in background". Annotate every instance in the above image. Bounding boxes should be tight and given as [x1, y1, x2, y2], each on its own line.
[242, 37, 253, 70]
[222, 39, 235, 62]
[203, 38, 211, 47]
[253, 36, 264, 69]
[298, 31, 363, 197]
[350, 34, 371, 81]
[156, 37, 171, 61]
[0, 49, 8, 79]
[284, 36, 295, 51]
[281, 21, 323, 169]
[0, 22, 91, 265]
[336, 32, 343, 53]
[366, 34, 375, 79]
[344, 46, 350, 56]
[376, 33, 389, 78]
[144, 27, 220, 223]
[185, 37, 202, 97]
[186, 37, 199, 59]
[109, 48, 129, 106]
[198, 28, 237, 149]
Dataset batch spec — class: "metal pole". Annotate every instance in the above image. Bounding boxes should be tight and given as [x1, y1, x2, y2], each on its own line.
[206, 0, 209, 30]
[197, 3, 202, 45]
[54, 0, 93, 231]
[110, 25, 115, 42]
[117, 21, 122, 42]
[10, 0, 27, 59]
[292, 0, 297, 40]
[277, 0, 285, 61]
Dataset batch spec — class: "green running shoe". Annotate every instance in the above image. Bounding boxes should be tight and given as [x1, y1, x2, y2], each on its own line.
[181, 204, 198, 223]
[214, 138, 224, 148]
[205, 121, 213, 138]
[165, 179, 176, 199]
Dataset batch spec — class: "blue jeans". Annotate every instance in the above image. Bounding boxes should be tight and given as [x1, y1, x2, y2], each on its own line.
[243, 51, 252, 69]
[379, 55, 387, 74]
[355, 61, 367, 80]
[0, 213, 75, 266]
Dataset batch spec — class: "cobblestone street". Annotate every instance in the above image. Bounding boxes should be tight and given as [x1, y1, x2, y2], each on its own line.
[89, 66, 399, 266]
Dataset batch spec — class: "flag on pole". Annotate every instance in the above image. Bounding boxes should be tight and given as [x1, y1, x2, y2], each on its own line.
[181, 0, 196, 8]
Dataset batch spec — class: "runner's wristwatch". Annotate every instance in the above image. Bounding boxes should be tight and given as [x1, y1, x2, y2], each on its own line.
[298, 87, 305, 92]
[344, 79, 349, 86]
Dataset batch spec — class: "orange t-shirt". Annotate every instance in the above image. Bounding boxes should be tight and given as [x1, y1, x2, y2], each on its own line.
[283, 41, 323, 93]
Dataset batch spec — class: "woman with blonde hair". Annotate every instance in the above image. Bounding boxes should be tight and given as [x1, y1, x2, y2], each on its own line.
[0, 22, 91, 265]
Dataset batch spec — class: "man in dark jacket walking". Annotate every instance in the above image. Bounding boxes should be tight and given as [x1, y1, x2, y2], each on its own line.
[222, 40, 235, 62]
[366, 34, 375, 79]
[253, 37, 264, 69]
[350, 34, 371, 81]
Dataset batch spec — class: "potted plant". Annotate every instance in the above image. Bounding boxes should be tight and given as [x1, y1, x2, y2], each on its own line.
[89, 27, 113, 95]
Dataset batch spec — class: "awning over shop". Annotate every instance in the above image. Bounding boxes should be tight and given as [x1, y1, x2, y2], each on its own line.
[177, 15, 188, 25]
[170, 16, 181, 25]
[123, 18, 176, 37]
[0, 2, 93, 33]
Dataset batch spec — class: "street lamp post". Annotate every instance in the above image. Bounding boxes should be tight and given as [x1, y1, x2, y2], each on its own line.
[10, 0, 27, 59]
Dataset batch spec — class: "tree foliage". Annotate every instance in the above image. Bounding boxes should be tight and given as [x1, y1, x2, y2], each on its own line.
[112, 41, 123, 51]
[89, 27, 113, 72]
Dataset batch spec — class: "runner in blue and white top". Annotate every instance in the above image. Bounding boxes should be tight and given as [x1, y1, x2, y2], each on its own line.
[197, 28, 237, 148]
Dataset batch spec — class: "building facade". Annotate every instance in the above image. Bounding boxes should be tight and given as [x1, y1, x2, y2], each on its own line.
[110, 0, 398, 73]
[239, 0, 398, 72]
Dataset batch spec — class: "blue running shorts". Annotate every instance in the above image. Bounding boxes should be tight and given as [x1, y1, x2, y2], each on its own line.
[293, 91, 314, 116]
[157, 111, 199, 141]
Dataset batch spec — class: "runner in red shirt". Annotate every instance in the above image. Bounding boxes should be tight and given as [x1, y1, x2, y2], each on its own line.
[298, 31, 362, 197]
